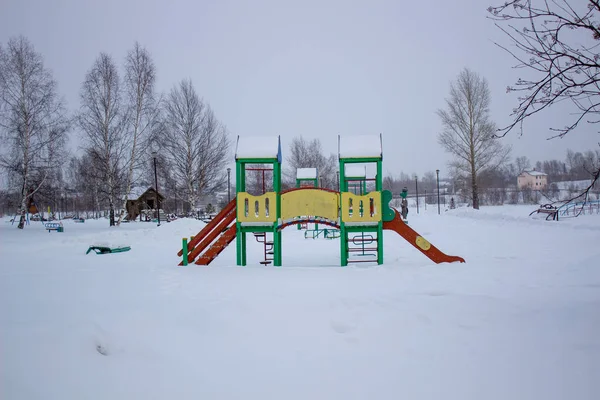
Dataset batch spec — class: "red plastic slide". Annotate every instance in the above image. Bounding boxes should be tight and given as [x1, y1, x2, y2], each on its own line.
[178, 198, 237, 265]
[383, 210, 465, 264]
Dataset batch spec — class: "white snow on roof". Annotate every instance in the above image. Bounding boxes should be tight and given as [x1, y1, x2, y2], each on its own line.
[339, 134, 382, 158]
[123, 186, 151, 200]
[296, 168, 317, 179]
[522, 170, 547, 176]
[344, 165, 366, 178]
[235, 135, 280, 159]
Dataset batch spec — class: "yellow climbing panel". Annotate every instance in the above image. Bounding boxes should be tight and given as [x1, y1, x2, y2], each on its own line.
[415, 236, 431, 251]
[341, 192, 382, 223]
[237, 192, 277, 223]
[281, 189, 340, 222]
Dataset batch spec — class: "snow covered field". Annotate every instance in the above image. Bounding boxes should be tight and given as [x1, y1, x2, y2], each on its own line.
[1, 205, 599, 400]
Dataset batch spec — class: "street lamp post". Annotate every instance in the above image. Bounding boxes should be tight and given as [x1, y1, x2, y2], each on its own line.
[152, 150, 160, 226]
[336, 171, 340, 191]
[436, 169, 440, 215]
[415, 175, 419, 214]
[227, 167, 231, 202]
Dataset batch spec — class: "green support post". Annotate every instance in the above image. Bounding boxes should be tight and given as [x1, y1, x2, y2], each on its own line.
[241, 231, 247, 265]
[340, 224, 348, 267]
[236, 160, 246, 266]
[182, 238, 188, 266]
[274, 160, 282, 266]
[376, 158, 383, 265]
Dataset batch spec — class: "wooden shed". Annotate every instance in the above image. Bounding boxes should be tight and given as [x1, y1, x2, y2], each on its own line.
[125, 187, 165, 221]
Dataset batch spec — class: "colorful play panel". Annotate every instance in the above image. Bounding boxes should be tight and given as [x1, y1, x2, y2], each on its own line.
[177, 134, 465, 266]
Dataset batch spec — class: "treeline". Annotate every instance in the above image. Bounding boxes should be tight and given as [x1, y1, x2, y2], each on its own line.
[382, 148, 600, 206]
[0, 36, 230, 227]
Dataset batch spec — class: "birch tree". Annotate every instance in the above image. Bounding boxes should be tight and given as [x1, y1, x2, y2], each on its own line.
[116, 42, 160, 225]
[0, 36, 70, 229]
[78, 53, 128, 226]
[437, 68, 511, 209]
[159, 79, 230, 211]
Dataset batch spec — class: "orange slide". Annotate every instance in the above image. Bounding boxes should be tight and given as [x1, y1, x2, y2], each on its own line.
[383, 210, 465, 264]
[178, 198, 237, 265]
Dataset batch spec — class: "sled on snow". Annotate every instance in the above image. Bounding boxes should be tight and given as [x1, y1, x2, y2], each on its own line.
[86, 245, 131, 255]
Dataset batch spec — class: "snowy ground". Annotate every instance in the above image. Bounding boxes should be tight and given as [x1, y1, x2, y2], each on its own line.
[1, 205, 599, 400]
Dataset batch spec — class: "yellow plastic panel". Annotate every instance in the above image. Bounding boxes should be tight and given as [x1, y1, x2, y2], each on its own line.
[415, 236, 431, 251]
[281, 189, 339, 221]
[341, 192, 382, 223]
[237, 192, 277, 223]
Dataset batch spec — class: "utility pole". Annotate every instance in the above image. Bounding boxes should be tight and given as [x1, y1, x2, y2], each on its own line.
[436, 169, 440, 215]
[227, 167, 231, 202]
[415, 175, 419, 214]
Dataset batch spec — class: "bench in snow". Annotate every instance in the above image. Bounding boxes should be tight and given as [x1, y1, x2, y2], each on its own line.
[529, 204, 558, 221]
[45, 222, 64, 232]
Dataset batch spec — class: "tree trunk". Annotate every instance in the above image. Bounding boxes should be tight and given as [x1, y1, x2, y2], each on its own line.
[108, 171, 115, 226]
[17, 181, 28, 229]
[17, 128, 31, 229]
[471, 164, 479, 210]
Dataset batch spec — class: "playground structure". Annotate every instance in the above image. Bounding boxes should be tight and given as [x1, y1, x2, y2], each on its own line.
[177, 134, 465, 266]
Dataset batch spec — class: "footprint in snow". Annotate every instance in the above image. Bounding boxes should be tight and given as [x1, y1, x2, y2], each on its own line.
[330, 320, 357, 334]
[427, 290, 450, 297]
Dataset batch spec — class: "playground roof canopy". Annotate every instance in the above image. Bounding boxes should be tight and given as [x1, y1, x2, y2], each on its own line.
[338, 134, 382, 159]
[235, 135, 281, 161]
[344, 165, 367, 178]
[297, 168, 318, 179]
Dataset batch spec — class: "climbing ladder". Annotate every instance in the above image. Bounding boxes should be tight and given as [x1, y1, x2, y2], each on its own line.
[347, 232, 379, 264]
[253, 232, 274, 265]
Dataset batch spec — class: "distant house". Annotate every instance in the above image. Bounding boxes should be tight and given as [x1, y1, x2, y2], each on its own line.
[124, 187, 165, 221]
[517, 170, 548, 190]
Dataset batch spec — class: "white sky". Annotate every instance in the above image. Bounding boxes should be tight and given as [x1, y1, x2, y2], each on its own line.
[2, 0, 599, 180]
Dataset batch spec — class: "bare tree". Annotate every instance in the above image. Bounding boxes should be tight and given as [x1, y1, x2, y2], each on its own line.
[437, 68, 511, 209]
[285, 136, 337, 189]
[488, 0, 600, 197]
[0, 36, 70, 229]
[515, 156, 531, 174]
[116, 42, 161, 225]
[159, 79, 230, 211]
[78, 53, 128, 226]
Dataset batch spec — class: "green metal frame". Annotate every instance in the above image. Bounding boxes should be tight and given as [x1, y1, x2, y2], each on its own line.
[338, 156, 383, 266]
[235, 157, 282, 267]
[229, 135, 390, 268]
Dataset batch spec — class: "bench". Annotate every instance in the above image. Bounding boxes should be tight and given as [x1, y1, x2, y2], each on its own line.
[45, 222, 64, 232]
[529, 204, 558, 221]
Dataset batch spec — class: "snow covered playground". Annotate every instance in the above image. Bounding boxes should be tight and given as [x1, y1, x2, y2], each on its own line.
[1, 134, 599, 400]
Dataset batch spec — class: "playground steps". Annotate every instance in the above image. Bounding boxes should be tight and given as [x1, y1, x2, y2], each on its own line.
[253, 232, 274, 265]
[195, 225, 237, 265]
[347, 233, 379, 264]
[178, 199, 237, 266]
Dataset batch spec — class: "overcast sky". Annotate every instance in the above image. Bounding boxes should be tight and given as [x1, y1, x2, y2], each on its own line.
[2, 0, 599, 179]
